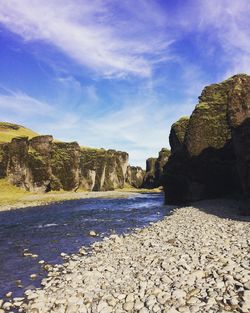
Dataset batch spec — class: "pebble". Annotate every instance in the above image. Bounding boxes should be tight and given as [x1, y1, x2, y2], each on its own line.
[2, 200, 248, 313]
[38, 260, 45, 264]
[30, 274, 37, 279]
[6, 292, 12, 298]
[123, 301, 134, 311]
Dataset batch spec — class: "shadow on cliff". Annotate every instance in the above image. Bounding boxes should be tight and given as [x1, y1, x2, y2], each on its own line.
[163, 140, 250, 219]
[164, 142, 240, 199]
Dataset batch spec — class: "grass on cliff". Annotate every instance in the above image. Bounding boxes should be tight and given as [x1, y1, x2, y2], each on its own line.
[0, 122, 39, 143]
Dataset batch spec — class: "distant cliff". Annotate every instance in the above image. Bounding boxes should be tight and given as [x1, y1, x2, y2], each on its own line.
[126, 165, 145, 188]
[80, 148, 128, 191]
[0, 123, 129, 192]
[142, 148, 170, 188]
[163, 74, 250, 214]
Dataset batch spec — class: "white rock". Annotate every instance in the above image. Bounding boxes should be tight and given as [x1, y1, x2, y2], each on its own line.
[123, 301, 134, 311]
[30, 274, 37, 279]
[172, 289, 186, 299]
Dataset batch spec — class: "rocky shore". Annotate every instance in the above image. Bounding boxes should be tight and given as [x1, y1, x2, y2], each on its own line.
[2, 199, 249, 313]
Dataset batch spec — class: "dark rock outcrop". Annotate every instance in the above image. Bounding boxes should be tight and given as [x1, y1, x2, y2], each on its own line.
[0, 143, 9, 178]
[143, 148, 170, 188]
[155, 148, 171, 184]
[142, 158, 157, 188]
[0, 135, 129, 192]
[169, 117, 189, 153]
[126, 166, 145, 188]
[163, 74, 250, 214]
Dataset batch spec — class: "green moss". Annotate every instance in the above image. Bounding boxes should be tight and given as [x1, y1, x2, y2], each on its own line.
[28, 147, 45, 161]
[171, 116, 190, 147]
[196, 102, 210, 110]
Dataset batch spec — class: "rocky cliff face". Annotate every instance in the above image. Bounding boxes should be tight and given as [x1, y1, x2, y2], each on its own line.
[126, 166, 145, 188]
[0, 133, 129, 192]
[163, 74, 250, 214]
[143, 148, 170, 188]
[80, 148, 128, 191]
[142, 158, 157, 188]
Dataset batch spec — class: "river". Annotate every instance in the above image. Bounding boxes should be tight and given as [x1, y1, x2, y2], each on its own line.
[0, 192, 171, 300]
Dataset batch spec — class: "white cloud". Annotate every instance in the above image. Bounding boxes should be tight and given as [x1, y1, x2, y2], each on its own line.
[178, 0, 250, 78]
[0, 0, 172, 77]
[0, 90, 55, 117]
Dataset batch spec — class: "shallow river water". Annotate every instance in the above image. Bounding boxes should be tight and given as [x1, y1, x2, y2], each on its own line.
[0, 193, 171, 299]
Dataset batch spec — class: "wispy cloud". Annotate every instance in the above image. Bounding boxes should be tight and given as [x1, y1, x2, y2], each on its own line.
[0, 90, 55, 117]
[81, 97, 195, 166]
[0, 87, 82, 137]
[0, 0, 172, 77]
[176, 0, 250, 78]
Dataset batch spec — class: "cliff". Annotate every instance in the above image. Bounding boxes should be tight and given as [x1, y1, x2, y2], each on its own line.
[163, 74, 250, 214]
[142, 148, 170, 188]
[0, 124, 129, 192]
[80, 148, 128, 191]
[125, 165, 145, 188]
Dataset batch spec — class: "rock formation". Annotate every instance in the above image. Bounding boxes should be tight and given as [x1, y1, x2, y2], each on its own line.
[126, 165, 145, 188]
[163, 74, 250, 214]
[142, 148, 170, 188]
[142, 157, 157, 188]
[80, 148, 128, 191]
[0, 129, 129, 192]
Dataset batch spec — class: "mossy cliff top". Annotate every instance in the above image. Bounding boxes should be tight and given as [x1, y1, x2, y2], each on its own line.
[0, 122, 39, 143]
[164, 74, 250, 210]
[169, 117, 190, 153]
[185, 74, 250, 156]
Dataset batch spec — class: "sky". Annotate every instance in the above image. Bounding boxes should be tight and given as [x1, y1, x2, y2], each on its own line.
[0, 0, 250, 167]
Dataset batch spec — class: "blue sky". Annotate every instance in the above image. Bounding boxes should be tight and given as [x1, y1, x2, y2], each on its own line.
[0, 0, 250, 167]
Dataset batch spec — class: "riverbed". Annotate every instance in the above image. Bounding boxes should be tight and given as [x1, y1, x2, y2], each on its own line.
[0, 192, 169, 300]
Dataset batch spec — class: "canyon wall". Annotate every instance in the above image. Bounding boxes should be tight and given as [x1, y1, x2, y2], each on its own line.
[126, 166, 145, 188]
[163, 74, 250, 214]
[142, 148, 170, 188]
[0, 133, 129, 192]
